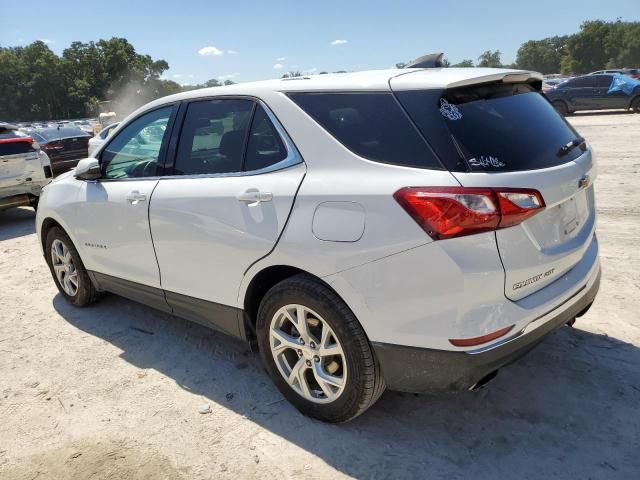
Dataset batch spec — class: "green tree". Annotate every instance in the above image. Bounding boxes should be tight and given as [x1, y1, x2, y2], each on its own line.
[515, 36, 568, 73]
[477, 50, 502, 68]
[451, 59, 474, 68]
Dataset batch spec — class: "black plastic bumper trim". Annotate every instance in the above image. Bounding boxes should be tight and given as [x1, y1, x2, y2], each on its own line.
[372, 267, 601, 394]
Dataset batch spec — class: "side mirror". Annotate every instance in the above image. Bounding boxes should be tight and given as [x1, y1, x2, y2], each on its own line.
[75, 158, 101, 181]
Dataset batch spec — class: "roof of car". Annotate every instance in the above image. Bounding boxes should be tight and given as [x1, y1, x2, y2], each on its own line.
[118, 67, 540, 130]
[140, 67, 540, 109]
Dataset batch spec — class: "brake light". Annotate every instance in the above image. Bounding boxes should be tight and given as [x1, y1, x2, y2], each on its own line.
[394, 187, 545, 240]
[0, 136, 33, 145]
[42, 143, 64, 150]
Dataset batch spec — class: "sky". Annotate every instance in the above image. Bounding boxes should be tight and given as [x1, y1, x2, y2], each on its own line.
[1, 0, 639, 85]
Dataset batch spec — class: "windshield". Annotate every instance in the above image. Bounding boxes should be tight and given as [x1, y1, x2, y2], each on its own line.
[395, 83, 584, 172]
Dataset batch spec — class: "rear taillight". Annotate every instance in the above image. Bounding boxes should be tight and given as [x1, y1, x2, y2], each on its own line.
[42, 143, 64, 151]
[394, 187, 545, 240]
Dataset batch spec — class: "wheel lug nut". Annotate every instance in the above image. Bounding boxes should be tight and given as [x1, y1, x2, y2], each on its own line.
[299, 338, 305, 345]
[297, 350, 303, 357]
[313, 356, 320, 363]
[305, 360, 311, 367]
[309, 342, 316, 349]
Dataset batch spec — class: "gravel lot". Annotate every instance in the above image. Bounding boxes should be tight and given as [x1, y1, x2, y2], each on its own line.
[1, 112, 639, 479]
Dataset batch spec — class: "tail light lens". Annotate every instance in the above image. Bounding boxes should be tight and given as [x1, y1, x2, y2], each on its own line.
[394, 187, 545, 240]
[42, 143, 64, 151]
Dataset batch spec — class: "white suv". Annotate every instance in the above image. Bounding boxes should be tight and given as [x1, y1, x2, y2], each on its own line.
[36, 68, 601, 422]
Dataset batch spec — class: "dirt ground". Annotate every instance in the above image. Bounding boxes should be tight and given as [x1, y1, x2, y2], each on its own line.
[1, 111, 639, 480]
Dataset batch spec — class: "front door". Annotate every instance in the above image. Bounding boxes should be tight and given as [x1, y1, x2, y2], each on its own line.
[149, 99, 305, 335]
[74, 105, 176, 302]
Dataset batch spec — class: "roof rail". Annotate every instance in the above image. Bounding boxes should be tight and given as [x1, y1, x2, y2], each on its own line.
[405, 53, 445, 69]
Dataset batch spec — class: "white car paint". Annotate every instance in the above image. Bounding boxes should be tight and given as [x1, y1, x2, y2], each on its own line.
[37, 67, 600, 360]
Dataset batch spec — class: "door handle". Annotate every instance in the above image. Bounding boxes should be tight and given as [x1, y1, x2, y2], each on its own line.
[125, 190, 147, 204]
[237, 189, 273, 205]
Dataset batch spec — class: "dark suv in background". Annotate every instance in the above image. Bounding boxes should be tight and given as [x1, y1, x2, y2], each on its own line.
[545, 73, 640, 115]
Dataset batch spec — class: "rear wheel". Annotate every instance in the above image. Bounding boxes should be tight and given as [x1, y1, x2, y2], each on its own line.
[552, 100, 569, 116]
[256, 274, 385, 423]
[631, 97, 640, 113]
[45, 227, 100, 307]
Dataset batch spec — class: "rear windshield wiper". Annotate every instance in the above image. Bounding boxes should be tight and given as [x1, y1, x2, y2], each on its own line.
[558, 137, 586, 157]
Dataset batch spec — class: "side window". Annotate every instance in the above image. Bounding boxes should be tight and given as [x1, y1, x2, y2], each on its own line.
[593, 75, 612, 88]
[288, 92, 441, 169]
[244, 105, 287, 171]
[174, 99, 254, 175]
[101, 107, 173, 179]
[571, 77, 595, 88]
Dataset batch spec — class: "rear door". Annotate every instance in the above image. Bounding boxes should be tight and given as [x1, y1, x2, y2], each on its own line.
[149, 98, 305, 335]
[392, 76, 596, 301]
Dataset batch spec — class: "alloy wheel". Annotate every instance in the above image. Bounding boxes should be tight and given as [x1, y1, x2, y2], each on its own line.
[269, 304, 347, 404]
[51, 239, 79, 296]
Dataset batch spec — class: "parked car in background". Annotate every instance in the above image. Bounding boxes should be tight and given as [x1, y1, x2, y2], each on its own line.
[38, 67, 600, 422]
[31, 127, 91, 174]
[88, 122, 119, 157]
[545, 73, 640, 115]
[623, 68, 640, 80]
[0, 123, 52, 210]
[588, 69, 625, 75]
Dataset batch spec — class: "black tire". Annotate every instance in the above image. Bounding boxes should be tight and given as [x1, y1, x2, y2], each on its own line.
[256, 274, 385, 423]
[552, 100, 569, 116]
[45, 226, 100, 307]
[30, 196, 39, 212]
[631, 97, 640, 113]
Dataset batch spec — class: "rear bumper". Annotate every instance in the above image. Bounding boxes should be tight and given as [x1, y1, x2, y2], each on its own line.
[372, 265, 601, 394]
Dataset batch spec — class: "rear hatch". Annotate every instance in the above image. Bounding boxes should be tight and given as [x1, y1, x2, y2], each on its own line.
[391, 70, 596, 300]
[51, 136, 89, 162]
[0, 133, 40, 189]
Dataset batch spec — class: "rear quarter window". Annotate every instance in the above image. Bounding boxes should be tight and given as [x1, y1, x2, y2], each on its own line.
[288, 92, 442, 169]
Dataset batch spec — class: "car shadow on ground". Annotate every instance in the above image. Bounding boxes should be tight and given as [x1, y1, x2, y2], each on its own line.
[53, 293, 640, 478]
[0, 207, 36, 241]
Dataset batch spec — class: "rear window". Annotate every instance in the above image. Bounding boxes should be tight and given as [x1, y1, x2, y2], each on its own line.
[395, 83, 585, 172]
[288, 92, 442, 169]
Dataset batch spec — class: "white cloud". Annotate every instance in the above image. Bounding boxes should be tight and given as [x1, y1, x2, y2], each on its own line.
[38, 38, 55, 44]
[227, 49, 237, 55]
[276, 57, 286, 62]
[198, 46, 223, 56]
[273, 63, 284, 70]
[218, 72, 239, 81]
[331, 39, 348, 45]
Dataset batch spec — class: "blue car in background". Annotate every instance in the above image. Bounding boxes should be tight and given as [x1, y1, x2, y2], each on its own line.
[545, 73, 640, 115]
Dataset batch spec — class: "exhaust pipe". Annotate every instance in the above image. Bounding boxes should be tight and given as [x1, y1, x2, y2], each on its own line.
[469, 370, 499, 391]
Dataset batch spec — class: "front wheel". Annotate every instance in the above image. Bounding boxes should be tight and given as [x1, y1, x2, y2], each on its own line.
[631, 97, 640, 113]
[256, 274, 385, 423]
[45, 226, 100, 307]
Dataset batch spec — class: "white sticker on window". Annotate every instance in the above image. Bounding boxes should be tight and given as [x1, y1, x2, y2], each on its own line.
[468, 155, 506, 168]
[439, 99, 463, 121]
